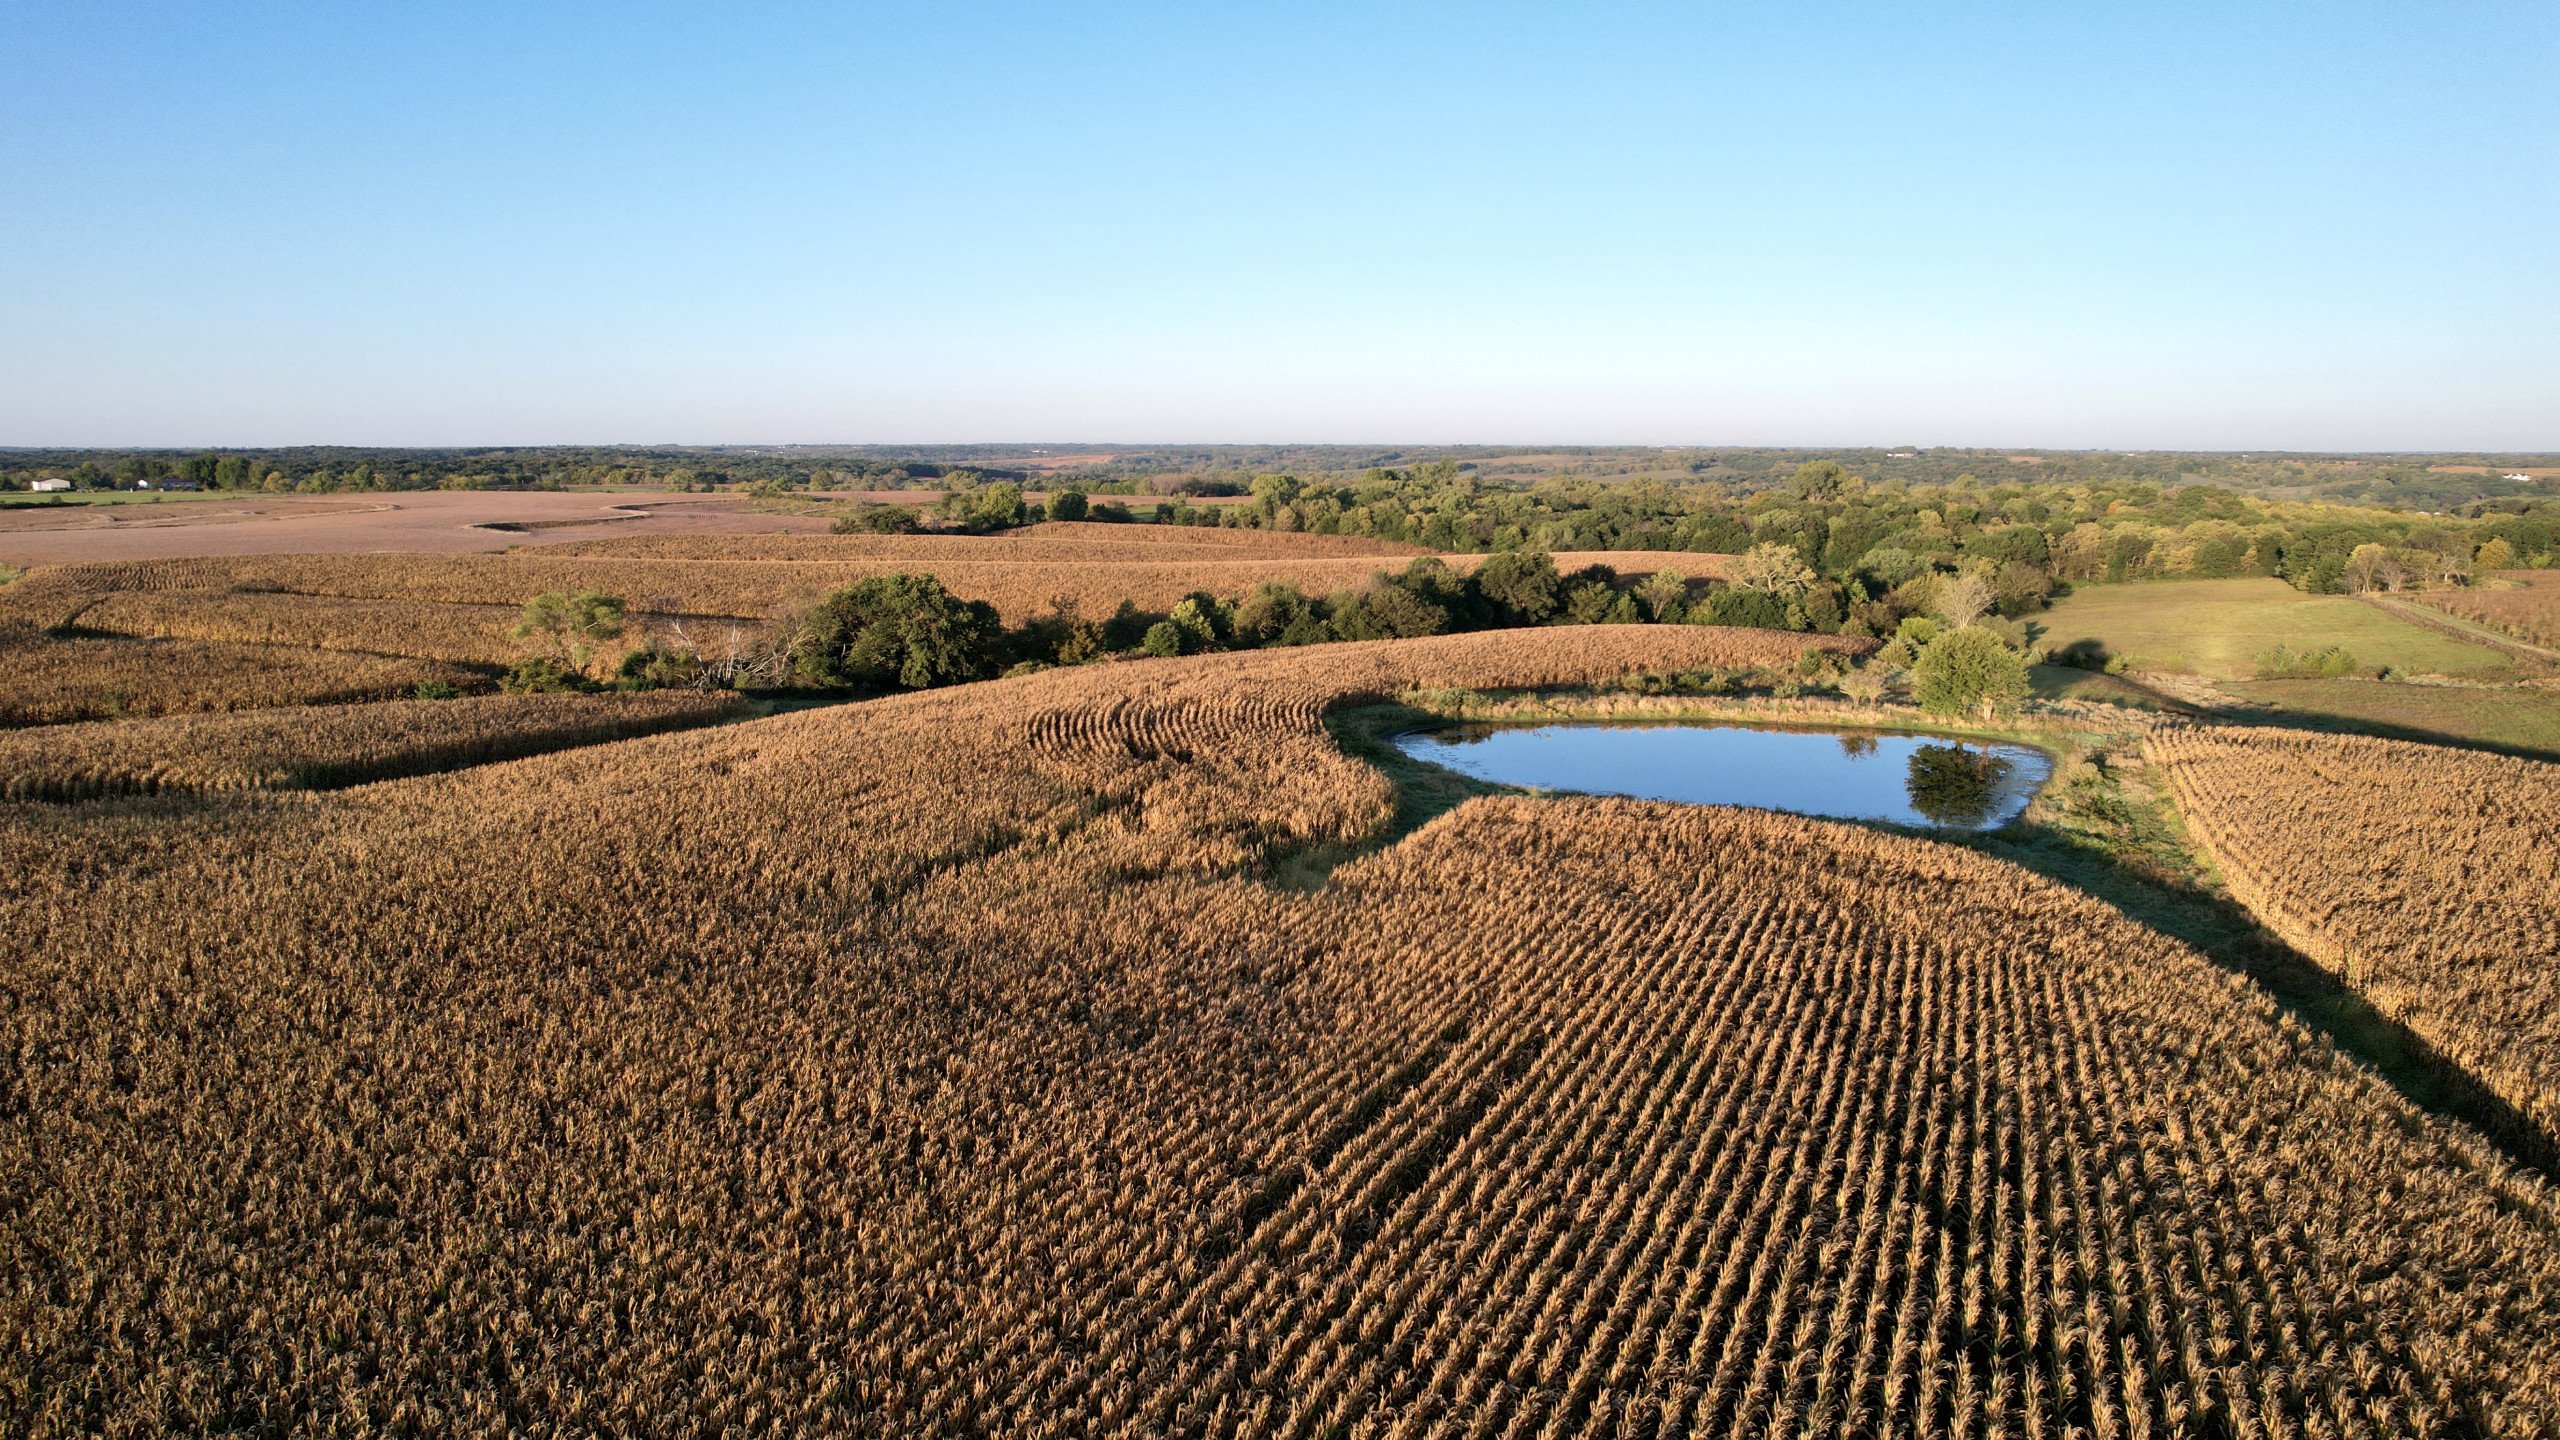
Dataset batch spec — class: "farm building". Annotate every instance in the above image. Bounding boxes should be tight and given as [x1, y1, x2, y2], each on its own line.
[30, 477, 71, 492]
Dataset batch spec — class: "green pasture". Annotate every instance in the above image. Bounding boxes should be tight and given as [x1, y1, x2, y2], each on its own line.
[2039, 578, 2513, 681]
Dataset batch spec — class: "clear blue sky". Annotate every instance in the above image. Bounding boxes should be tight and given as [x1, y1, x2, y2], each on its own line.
[4, 2, 2554, 449]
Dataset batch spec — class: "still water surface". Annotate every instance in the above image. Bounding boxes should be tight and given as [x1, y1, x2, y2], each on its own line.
[1393, 722, 2051, 831]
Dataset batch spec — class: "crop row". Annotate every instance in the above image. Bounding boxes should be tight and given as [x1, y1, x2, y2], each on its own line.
[2149, 723, 2560, 1145]
[5, 628, 2556, 1436]
[0, 622, 473, 727]
[75, 589, 526, 665]
[0, 691, 743, 800]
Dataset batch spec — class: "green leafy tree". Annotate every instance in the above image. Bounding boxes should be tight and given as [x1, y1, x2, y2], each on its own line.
[1472, 549, 1561, 623]
[939, 482, 1027, 532]
[1787, 459, 1847, 500]
[793, 573, 1003, 690]
[1233, 581, 1320, 647]
[831, 502, 921, 534]
[1913, 626, 2031, 722]
[1695, 585, 1790, 630]
[1167, 591, 1234, 652]
[1139, 620, 1185, 658]
[1329, 584, 1447, 641]
[1634, 570, 1690, 623]
[511, 591, 625, 677]
[1044, 488, 1089, 522]
[1561, 579, 1621, 626]
[1731, 542, 1817, 597]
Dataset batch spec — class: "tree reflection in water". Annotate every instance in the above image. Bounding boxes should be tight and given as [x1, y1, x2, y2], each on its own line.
[1836, 732, 1879, 759]
[1905, 743, 2014, 828]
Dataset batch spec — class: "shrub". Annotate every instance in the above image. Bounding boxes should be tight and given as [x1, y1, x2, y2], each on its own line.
[500, 656, 586, 694]
[830, 503, 922, 535]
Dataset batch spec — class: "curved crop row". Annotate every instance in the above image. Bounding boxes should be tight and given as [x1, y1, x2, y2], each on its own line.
[2150, 723, 2560, 1143]
[0, 691, 742, 800]
[5, 629, 2557, 1437]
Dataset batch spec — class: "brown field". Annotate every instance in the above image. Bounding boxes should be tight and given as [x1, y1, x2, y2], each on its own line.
[1559, 548, 1737, 581]
[7, 628, 2559, 1436]
[75, 589, 524, 664]
[2150, 724, 2560, 1142]
[2412, 570, 2560, 649]
[1, 543, 1718, 637]
[0, 691, 742, 801]
[537, 520, 1435, 563]
[0, 623, 475, 727]
[0, 492, 834, 565]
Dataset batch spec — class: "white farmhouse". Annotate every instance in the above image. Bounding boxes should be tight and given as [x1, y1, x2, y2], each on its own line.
[30, 477, 70, 493]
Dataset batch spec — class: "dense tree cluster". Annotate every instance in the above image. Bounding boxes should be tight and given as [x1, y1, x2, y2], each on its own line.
[1154, 458, 2560, 597]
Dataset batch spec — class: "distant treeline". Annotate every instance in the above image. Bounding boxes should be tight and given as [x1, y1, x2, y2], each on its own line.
[8, 447, 2556, 598]
[1106, 460, 2560, 597]
[6, 443, 2556, 509]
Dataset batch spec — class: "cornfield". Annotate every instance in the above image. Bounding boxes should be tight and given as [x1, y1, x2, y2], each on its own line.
[0, 623, 475, 727]
[0, 554, 1472, 626]
[75, 589, 524, 665]
[0, 691, 741, 800]
[2412, 570, 2560, 650]
[7, 626, 2558, 1437]
[2149, 723, 2560, 1143]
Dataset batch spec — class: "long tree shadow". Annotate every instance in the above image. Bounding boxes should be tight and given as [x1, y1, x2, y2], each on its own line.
[1961, 817, 2560, 1185]
[2185, 696, 2560, 765]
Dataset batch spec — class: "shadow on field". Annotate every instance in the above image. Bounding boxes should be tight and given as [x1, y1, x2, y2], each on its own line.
[1962, 819, 2560, 1185]
[1324, 701, 2560, 1185]
[2186, 697, 2560, 766]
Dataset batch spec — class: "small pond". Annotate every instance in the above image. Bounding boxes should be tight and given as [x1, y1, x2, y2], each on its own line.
[1392, 722, 2052, 831]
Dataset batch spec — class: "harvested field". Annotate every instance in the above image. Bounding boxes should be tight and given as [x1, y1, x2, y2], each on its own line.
[1556, 548, 1738, 581]
[2, 545, 1724, 635]
[0, 492, 832, 566]
[537, 521, 1435, 563]
[0, 550, 1717, 630]
[7, 628, 2559, 1437]
[2413, 570, 2560, 650]
[2150, 724, 2560, 1144]
[0, 624, 475, 727]
[0, 691, 743, 800]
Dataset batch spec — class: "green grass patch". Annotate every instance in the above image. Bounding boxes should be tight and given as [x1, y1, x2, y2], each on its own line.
[2026, 664, 2192, 712]
[2221, 677, 2560, 760]
[2040, 578, 2514, 681]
